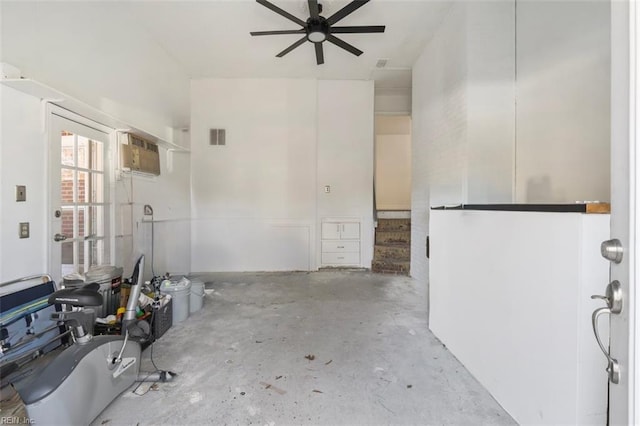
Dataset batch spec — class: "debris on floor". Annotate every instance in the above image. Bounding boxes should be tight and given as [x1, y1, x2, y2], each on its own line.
[259, 381, 286, 395]
[312, 389, 323, 394]
[304, 354, 315, 361]
[324, 359, 333, 365]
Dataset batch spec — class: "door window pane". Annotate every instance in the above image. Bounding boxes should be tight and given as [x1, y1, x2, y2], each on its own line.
[77, 171, 89, 203]
[78, 206, 87, 239]
[61, 169, 74, 203]
[91, 140, 104, 171]
[77, 136, 89, 169]
[90, 173, 104, 203]
[61, 132, 75, 166]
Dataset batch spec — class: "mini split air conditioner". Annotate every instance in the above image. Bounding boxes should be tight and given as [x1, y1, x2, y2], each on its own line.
[120, 133, 160, 175]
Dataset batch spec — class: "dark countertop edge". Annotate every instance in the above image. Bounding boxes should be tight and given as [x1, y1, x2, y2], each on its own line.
[431, 203, 611, 213]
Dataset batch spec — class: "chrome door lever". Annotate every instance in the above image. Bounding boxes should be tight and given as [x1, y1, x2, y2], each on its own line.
[53, 233, 68, 242]
[591, 280, 623, 314]
[591, 280, 623, 384]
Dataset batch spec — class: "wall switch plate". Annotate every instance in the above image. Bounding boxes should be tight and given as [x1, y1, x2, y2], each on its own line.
[16, 185, 26, 202]
[144, 205, 153, 215]
[324, 185, 331, 193]
[19, 222, 29, 238]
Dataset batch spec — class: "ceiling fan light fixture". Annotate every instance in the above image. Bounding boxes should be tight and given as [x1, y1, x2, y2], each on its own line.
[308, 31, 327, 43]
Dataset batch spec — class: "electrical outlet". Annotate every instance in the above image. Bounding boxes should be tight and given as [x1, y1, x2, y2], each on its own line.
[19, 222, 29, 238]
[16, 185, 26, 202]
[324, 185, 331, 193]
[144, 205, 153, 215]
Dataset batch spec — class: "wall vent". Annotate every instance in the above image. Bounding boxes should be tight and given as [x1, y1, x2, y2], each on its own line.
[210, 129, 226, 146]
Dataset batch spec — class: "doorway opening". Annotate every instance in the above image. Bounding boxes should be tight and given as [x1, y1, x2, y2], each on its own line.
[372, 115, 412, 274]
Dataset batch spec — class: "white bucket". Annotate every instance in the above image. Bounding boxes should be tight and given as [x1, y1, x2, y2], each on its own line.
[189, 278, 205, 314]
[161, 277, 191, 324]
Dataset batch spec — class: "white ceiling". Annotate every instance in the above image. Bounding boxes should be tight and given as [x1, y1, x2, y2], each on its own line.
[124, 0, 450, 84]
[1, 0, 451, 129]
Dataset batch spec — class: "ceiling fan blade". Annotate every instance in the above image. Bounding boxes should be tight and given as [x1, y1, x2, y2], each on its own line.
[326, 0, 370, 26]
[315, 43, 325, 65]
[256, 0, 306, 27]
[276, 36, 308, 57]
[250, 29, 306, 36]
[327, 35, 363, 56]
[308, 0, 320, 19]
[330, 25, 385, 34]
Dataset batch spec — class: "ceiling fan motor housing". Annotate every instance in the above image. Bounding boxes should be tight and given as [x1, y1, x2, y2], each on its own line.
[306, 17, 330, 43]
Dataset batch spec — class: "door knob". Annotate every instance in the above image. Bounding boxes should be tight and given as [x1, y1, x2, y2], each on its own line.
[54, 233, 68, 242]
[601, 239, 623, 263]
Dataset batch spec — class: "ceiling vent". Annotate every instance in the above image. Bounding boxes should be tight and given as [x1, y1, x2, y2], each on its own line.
[376, 58, 389, 68]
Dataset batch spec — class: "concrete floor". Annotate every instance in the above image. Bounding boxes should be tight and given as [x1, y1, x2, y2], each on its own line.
[93, 270, 516, 425]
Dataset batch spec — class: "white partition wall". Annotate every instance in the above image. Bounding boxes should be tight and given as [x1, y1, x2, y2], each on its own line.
[429, 209, 609, 425]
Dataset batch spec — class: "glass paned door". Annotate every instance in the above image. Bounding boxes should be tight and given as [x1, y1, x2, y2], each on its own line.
[49, 113, 111, 282]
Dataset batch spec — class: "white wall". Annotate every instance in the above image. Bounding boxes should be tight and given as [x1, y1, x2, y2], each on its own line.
[411, 3, 467, 286]
[466, 1, 516, 204]
[0, 86, 191, 284]
[190, 79, 318, 272]
[375, 115, 411, 211]
[114, 141, 192, 279]
[0, 1, 190, 140]
[317, 80, 375, 268]
[411, 0, 609, 284]
[411, 2, 515, 285]
[190, 78, 374, 272]
[374, 88, 411, 115]
[515, 0, 610, 203]
[0, 86, 48, 282]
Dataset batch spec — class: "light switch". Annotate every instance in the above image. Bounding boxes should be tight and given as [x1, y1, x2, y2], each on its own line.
[16, 185, 26, 202]
[19, 222, 29, 238]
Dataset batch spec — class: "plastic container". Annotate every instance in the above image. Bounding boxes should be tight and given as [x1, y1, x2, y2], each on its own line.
[65, 266, 123, 319]
[161, 277, 191, 324]
[189, 278, 205, 314]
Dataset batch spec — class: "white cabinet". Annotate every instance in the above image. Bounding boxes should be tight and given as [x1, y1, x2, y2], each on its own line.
[321, 220, 360, 266]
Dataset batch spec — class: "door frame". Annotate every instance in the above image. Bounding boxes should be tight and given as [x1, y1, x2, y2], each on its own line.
[46, 104, 115, 283]
[610, 0, 638, 423]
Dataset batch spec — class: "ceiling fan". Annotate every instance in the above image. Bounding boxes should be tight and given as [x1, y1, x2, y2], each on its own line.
[250, 0, 385, 65]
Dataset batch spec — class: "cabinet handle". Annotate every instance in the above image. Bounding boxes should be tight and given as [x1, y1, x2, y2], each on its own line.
[337, 245, 344, 249]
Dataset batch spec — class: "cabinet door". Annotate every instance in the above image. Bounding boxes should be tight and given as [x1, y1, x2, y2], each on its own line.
[321, 222, 341, 239]
[340, 222, 360, 240]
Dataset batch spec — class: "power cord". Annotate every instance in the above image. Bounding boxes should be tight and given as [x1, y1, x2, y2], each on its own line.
[131, 284, 173, 396]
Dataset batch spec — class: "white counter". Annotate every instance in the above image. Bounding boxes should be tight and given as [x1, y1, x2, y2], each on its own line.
[429, 209, 609, 425]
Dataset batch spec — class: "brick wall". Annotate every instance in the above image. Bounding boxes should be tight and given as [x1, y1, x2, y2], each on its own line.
[411, 4, 468, 288]
[61, 175, 87, 265]
[411, 2, 516, 289]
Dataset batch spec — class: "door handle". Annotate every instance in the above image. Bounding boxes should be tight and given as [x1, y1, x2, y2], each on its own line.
[53, 233, 68, 242]
[591, 280, 623, 384]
